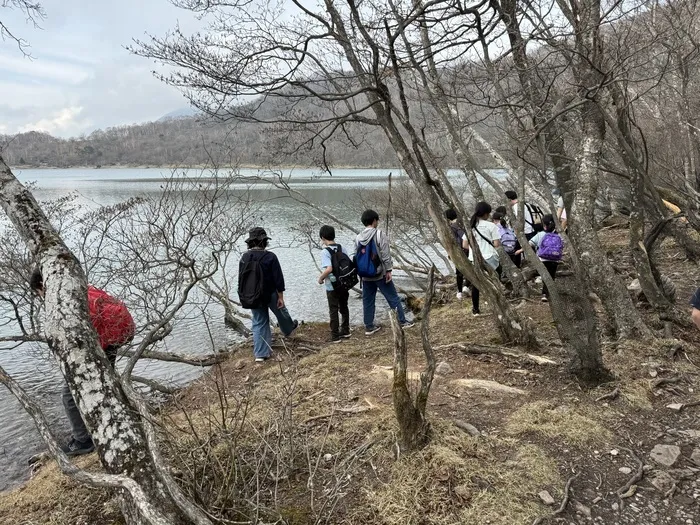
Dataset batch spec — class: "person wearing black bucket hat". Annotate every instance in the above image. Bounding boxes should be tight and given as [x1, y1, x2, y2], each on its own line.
[238, 227, 298, 362]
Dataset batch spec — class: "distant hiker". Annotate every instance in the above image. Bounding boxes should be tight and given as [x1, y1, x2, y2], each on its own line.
[691, 289, 700, 329]
[318, 225, 356, 343]
[468, 201, 502, 316]
[445, 209, 471, 300]
[492, 210, 521, 268]
[355, 209, 414, 335]
[30, 269, 135, 457]
[517, 214, 563, 302]
[553, 188, 568, 230]
[505, 190, 543, 240]
[238, 227, 298, 362]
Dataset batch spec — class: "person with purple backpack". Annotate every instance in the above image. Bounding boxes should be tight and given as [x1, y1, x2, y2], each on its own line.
[492, 211, 521, 268]
[517, 214, 563, 302]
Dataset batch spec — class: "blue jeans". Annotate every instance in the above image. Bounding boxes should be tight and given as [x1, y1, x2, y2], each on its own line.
[362, 278, 407, 329]
[251, 292, 296, 358]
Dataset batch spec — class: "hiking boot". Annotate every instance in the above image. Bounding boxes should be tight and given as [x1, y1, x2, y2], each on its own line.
[61, 438, 95, 457]
[365, 325, 382, 336]
[400, 321, 415, 329]
[456, 292, 463, 300]
[285, 320, 299, 338]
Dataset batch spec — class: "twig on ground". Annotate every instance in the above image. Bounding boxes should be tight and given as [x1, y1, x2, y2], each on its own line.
[652, 376, 681, 389]
[532, 469, 580, 525]
[616, 447, 644, 509]
[595, 387, 620, 402]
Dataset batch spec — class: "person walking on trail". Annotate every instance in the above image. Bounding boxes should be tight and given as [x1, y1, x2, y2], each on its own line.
[318, 225, 355, 343]
[445, 209, 471, 300]
[492, 210, 521, 268]
[468, 201, 502, 316]
[690, 288, 700, 329]
[553, 188, 568, 231]
[238, 227, 298, 363]
[516, 214, 563, 302]
[354, 209, 414, 335]
[30, 270, 135, 457]
[505, 190, 542, 241]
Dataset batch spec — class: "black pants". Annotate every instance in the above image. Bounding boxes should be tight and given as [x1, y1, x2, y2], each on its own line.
[455, 269, 472, 292]
[508, 252, 522, 268]
[326, 289, 350, 338]
[471, 266, 502, 313]
[542, 261, 559, 296]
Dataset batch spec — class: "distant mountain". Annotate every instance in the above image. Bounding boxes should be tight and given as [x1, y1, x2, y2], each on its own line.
[157, 107, 200, 121]
[0, 89, 502, 169]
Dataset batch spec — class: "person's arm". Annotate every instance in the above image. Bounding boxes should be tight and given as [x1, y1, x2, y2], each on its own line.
[489, 224, 501, 248]
[377, 231, 394, 282]
[268, 253, 286, 307]
[461, 236, 469, 250]
[318, 248, 332, 284]
[693, 308, 700, 330]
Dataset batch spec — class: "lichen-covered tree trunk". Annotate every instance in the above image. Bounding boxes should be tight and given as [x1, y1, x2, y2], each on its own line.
[0, 157, 205, 525]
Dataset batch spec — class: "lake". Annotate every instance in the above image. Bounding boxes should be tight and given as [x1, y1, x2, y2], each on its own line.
[0, 167, 446, 492]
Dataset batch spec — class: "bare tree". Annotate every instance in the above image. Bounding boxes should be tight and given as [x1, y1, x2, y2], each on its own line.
[133, 0, 538, 348]
[0, 0, 45, 55]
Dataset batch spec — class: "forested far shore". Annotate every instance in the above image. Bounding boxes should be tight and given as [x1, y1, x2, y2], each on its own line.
[0, 113, 502, 170]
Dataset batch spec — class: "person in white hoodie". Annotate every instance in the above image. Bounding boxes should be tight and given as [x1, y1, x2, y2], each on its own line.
[354, 209, 414, 335]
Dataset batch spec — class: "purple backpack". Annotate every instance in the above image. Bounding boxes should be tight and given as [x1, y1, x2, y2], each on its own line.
[537, 232, 563, 261]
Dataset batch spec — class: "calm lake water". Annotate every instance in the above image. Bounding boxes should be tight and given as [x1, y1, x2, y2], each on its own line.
[0, 167, 439, 492]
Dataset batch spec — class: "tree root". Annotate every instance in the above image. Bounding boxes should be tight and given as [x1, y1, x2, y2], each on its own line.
[532, 469, 580, 525]
[595, 386, 620, 402]
[436, 342, 557, 365]
[616, 447, 644, 509]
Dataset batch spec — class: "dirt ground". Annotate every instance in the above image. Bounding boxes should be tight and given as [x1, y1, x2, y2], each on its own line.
[1, 229, 699, 525]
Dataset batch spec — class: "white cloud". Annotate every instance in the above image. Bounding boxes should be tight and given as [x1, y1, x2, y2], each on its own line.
[0, 0, 204, 138]
[18, 106, 88, 136]
[0, 53, 91, 85]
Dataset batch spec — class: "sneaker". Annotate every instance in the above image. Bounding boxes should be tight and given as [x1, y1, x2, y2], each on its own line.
[365, 325, 382, 336]
[340, 331, 352, 339]
[285, 320, 299, 338]
[254, 356, 269, 363]
[472, 308, 481, 317]
[462, 286, 469, 294]
[61, 438, 95, 457]
[456, 292, 463, 300]
[400, 321, 415, 329]
[331, 337, 343, 344]
[541, 295, 549, 303]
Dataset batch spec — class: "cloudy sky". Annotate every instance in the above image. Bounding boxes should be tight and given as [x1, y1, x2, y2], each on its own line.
[0, 0, 202, 138]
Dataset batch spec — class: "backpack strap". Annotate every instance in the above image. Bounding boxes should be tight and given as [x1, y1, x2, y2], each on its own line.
[524, 203, 535, 227]
[473, 226, 494, 247]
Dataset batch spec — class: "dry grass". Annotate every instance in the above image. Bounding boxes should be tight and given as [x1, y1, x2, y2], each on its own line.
[359, 422, 560, 525]
[0, 456, 120, 525]
[504, 400, 612, 446]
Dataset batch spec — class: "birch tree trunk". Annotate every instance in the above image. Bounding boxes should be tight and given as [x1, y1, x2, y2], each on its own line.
[0, 157, 208, 525]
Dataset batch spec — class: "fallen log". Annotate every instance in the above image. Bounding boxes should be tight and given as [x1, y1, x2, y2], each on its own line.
[118, 348, 230, 367]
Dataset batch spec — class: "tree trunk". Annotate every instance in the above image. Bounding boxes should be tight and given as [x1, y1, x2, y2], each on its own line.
[390, 267, 437, 453]
[0, 157, 208, 525]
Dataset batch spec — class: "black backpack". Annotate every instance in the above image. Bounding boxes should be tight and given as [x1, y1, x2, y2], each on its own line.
[449, 222, 470, 256]
[525, 203, 545, 232]
[238, 251, 267, 309]
[327, 245, 359, 292]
